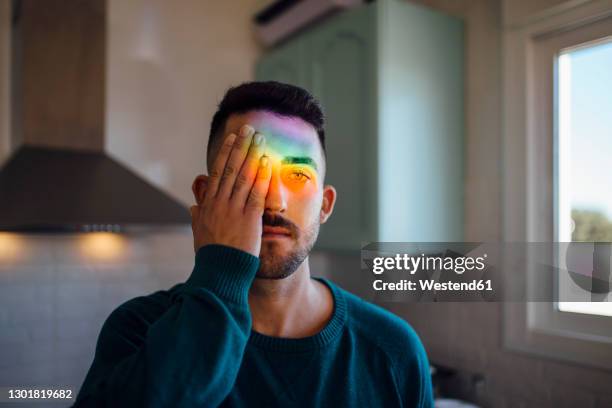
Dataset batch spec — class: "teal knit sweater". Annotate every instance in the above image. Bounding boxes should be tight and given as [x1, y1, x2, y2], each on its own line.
[74, 244, 433, 407]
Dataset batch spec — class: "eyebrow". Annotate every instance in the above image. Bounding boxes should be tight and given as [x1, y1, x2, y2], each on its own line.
[281, 156, 318, 170]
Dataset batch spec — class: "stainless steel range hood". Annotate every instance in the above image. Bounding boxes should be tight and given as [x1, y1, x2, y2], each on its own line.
[0, 0, 190, 232]
[0, 146, 190, 232]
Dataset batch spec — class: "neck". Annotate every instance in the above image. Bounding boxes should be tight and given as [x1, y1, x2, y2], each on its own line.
[248, 257, 333, 338]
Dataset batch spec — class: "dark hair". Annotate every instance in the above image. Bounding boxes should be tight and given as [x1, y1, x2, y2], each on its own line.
[207, 81, 326, 160]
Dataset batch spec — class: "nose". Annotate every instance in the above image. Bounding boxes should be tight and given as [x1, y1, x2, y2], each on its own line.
[264, 164, 287, 213]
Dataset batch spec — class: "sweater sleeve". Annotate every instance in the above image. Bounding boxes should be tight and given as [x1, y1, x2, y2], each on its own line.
[73, 244, 259, 408]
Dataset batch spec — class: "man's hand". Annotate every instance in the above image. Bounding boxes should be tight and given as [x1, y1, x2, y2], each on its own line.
[190, 125, 271, 257]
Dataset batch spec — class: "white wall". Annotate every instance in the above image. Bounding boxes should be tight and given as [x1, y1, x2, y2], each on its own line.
[0, 0, 10, 167]
[105, 0, 262, 206]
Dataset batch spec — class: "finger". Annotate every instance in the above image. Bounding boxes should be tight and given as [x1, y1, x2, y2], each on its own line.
[206, 133, 237, 204]
[231, 132, 265, 204]
[217, 124, 255, 199]
[245, 155, 272, 214]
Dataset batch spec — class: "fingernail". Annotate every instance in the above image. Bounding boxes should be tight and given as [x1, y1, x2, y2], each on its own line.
[260, 156, 268, 168]
[241, 125, 254, 138]
[227, 133, 236, 144]
[254, 133, 263, 146]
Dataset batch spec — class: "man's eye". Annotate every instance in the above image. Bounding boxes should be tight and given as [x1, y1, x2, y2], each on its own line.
[288, 170, 311, 181]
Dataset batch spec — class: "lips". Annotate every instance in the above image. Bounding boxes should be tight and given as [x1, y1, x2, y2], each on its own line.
[262, 226, 291, 236]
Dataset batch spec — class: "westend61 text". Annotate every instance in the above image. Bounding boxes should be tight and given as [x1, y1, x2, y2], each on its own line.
[373, 279, 493, 291]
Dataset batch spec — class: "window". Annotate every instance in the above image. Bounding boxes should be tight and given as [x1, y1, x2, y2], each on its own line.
[503, 2, 612, 370]
[556, 39, 612, 317]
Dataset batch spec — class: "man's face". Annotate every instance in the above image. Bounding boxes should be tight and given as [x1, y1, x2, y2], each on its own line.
[218, 110, 335, 279]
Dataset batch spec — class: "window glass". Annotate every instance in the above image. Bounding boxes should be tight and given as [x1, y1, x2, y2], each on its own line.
[556, 39, 612, 317]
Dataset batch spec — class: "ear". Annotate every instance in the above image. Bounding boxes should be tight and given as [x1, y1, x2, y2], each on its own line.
[319, 184, 337, 224]
[192, 175, 209, 205]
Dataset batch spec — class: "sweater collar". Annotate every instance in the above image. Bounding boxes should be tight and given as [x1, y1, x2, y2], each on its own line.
[247, 277, 347, 352]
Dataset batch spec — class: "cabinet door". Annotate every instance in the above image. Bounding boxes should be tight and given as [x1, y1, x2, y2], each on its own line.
[307, 7, 377, 251]
[377, 0, 464, 242]
[255, 39, 307, 88]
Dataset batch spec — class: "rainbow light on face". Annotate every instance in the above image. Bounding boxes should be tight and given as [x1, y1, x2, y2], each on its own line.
[237, 111, 324, 195]
[254, 113, 317, 150]
[257, 132, 320, 195]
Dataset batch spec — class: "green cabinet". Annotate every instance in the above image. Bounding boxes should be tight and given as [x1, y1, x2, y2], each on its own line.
[256, 0, 464, 250]
[255, 38, 306, 88]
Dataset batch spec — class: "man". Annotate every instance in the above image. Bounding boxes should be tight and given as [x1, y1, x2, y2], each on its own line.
[75, 81, 433, 407]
